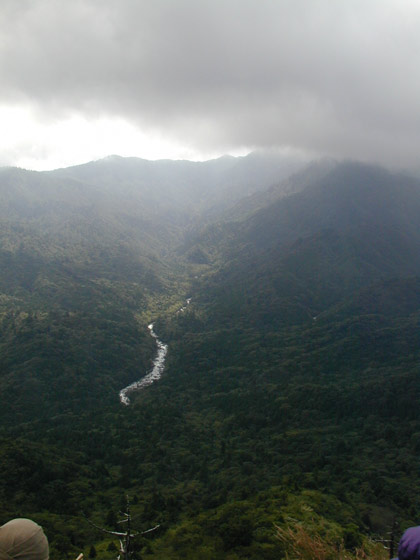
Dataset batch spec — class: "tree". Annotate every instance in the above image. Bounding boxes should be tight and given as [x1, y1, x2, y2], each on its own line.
[84, 496, 159, 560]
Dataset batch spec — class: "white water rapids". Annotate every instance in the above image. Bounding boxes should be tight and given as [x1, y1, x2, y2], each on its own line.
[119, 323, 168, 406]
[119, 299, 191, 405]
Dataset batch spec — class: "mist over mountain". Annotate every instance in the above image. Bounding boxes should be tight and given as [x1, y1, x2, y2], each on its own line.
[0, 153, 419, 558]
[47, 150, 307, 223]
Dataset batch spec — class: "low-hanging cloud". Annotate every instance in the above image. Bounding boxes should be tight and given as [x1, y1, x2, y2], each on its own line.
[2, 0, 420, 168]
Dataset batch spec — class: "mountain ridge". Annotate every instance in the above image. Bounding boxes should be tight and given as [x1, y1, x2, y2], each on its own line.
[0, 154, 418, 558]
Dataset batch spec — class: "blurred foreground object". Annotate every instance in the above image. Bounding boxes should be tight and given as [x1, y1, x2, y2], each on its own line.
[394, 526, 420, 560]
[0, 518, 49, 560]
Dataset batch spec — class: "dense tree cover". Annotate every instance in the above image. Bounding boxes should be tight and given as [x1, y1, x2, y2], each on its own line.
[0, 159, 419, 558]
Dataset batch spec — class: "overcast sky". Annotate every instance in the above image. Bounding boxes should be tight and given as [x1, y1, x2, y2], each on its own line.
[1, 0, 420, 170]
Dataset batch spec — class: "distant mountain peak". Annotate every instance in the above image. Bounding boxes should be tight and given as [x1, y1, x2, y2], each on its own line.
[100, 154, 124, 162]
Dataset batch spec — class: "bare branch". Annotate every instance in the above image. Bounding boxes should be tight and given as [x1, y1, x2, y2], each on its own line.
[140, 524, 160, 535]
[83, 496, 160, 560]
[82, 514, 138, 538]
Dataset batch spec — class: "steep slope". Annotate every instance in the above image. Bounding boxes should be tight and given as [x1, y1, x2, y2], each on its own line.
[195, 162, 420, 325]
[242, 161, 420, 249]
[152, 161, 420, 543]
[222, 157, 337, 221]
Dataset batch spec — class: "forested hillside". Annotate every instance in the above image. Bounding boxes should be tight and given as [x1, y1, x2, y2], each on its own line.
[0, 155, 417, 559]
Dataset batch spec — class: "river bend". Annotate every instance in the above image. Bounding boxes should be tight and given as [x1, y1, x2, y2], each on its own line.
[119, 323, 168, 406]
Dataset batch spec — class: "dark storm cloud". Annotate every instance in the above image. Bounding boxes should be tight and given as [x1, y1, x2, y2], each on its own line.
[2, 0, 420, 167]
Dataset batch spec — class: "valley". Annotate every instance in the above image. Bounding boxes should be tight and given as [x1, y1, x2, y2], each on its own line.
[0, 154, 418, 559]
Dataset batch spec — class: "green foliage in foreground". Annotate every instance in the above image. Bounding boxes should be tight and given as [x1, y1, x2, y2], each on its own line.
[141, 489, 376, 560]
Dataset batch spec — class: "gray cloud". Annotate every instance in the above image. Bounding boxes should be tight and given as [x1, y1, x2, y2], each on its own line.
[2, 0, 420, 168]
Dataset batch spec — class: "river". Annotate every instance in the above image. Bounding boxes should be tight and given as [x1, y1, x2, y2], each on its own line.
[119, 299, 191, 405]
[119, 323, 168, 406]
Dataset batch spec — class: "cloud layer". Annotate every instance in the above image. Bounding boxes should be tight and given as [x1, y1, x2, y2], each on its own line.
[2, 0, 420, 169]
